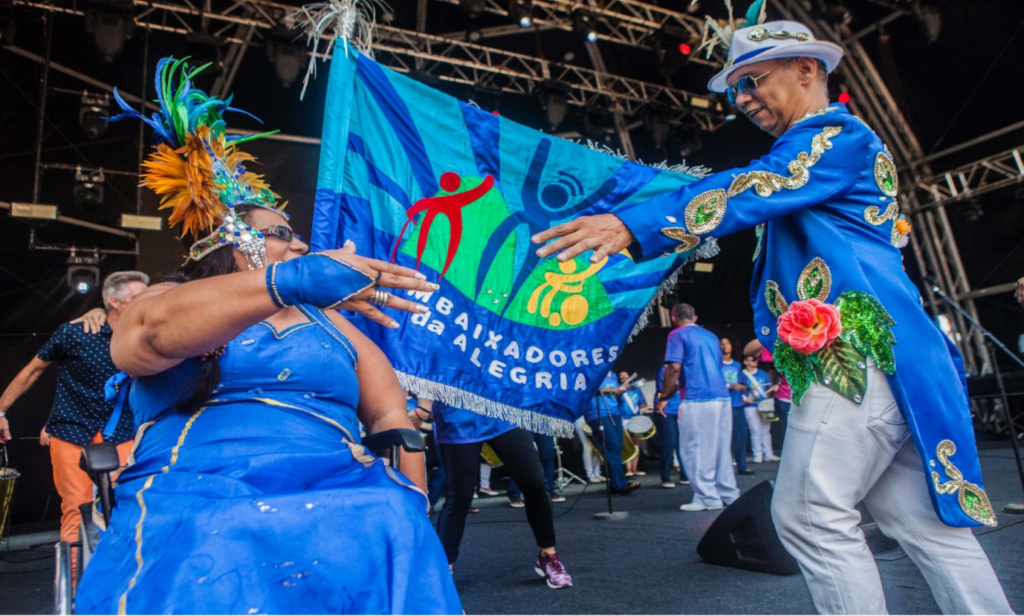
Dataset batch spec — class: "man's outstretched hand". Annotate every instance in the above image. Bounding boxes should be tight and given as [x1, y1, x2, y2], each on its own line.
[531, 214, 636, 263]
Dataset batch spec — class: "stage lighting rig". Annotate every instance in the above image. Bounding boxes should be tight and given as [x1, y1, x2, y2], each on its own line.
[67, 251, 101, 295]
[509, 0, 533, 27]
[73, 167, 105, 209]
[465, 26, 484, 43]
[0, 15, 15, 45]
[186, 31, 227, 76]
[573, 10, 599, 43]
[266, 37, 304, 89]
[459, 0, 486, 20]
[956, 198, 983, 223]
[538, 81, 569, 130]
[643, 106, 672, 149]
[653, 25, 698, 75]
[78, 92, 110, 139]
[84, 0, 135, 63]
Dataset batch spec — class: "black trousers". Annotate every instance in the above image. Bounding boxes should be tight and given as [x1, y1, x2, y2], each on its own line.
[435, 428, 555, 564]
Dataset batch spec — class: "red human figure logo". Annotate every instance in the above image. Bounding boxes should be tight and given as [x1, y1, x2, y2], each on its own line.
[391, 171, 495, 280]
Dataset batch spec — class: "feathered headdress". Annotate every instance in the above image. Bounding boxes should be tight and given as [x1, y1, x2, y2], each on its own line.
[111, 57, 286, 267]
[697, 0, 768, 58]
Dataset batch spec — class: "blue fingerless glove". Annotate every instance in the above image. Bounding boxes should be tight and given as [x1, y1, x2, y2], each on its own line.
[267, 253, 375, 309]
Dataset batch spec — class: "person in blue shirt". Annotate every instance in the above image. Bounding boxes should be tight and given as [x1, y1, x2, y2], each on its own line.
[617, 371, 646, 478]
[584, 371, 640, 495]
[654, 365, 687, 488]
[658, 304, 739, 511]
[532, 18, 1010, 613]
[739, 353, 778, 464]
[720, 337, 754, 476]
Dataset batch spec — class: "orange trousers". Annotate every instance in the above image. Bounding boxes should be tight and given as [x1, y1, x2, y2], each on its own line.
[50, 433, 133, 574]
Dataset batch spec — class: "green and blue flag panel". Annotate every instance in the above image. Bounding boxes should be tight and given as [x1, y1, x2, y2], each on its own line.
[312, 48, 706, 436]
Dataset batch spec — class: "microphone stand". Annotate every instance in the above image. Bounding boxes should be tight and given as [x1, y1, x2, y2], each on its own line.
[593, 395, 628, 521]
[927, 280, 1024, 515]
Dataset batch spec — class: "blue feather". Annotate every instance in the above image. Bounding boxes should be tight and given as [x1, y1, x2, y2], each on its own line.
[743, 0, 766, 27]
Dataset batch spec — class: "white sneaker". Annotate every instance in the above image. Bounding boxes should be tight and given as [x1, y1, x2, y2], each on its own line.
[753, 456, 763, 464]
[679, 502, 724, 512]
[589, 476, 607, 483]
[478, 488, 499, 497]
[661, 481, 676, 489]
[765, 454, 781, 462]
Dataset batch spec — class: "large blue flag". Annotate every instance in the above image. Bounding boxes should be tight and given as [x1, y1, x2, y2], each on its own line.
[312, 48, 711, 436]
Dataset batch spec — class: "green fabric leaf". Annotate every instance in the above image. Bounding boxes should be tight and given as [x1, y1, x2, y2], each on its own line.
[835, 290, 897, 374]
[773, 339, 815, 405]
[812, 338, 868, 402]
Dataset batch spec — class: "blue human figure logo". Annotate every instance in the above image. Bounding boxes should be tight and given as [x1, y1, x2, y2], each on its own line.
[475, 138, 619, 312]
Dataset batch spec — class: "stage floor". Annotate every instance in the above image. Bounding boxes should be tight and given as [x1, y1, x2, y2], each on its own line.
[2, 445, 1022, 614]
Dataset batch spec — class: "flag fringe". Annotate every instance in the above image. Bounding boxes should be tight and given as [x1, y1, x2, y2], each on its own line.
[627, 237, 720, 340]
[572, 139, 714, 179]
[397, 372, 576, 438]
[292, 0, 389, 99]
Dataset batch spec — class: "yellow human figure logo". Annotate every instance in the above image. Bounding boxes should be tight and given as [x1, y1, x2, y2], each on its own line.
[527, 257, 608, 327]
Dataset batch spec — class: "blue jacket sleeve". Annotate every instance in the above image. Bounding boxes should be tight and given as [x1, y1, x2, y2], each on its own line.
[615, 116, 871, 262]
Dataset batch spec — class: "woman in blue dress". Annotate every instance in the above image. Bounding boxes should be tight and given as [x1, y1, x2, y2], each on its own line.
[75, 58, 461, 614]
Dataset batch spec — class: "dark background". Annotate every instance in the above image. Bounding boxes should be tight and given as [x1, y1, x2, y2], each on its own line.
[2, 0, 1024, 524]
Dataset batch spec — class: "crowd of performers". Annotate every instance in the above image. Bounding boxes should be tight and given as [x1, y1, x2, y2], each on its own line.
[0, 11, 1017, 615]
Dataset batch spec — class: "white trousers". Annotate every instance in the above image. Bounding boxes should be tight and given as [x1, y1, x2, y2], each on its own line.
[744, 406, 774, 459]
[677, 400, 740, 507]
[479, 463, 492, 490]
[574, 416, 601, 478]
[771, 362, 1012, 615]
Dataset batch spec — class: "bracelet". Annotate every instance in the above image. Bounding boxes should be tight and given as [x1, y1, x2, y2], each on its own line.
[266, 253, 376, 309]
[413, 406, 433, 422]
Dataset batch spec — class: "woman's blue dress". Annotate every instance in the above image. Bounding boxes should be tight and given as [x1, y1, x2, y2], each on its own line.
[76, 305, 462, 614]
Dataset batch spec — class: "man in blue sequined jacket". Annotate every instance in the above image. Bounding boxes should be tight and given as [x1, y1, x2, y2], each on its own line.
[533, 19, 1011, 615]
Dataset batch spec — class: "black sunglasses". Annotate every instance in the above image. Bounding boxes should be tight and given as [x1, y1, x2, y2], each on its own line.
[260, 225, 304, 244]
[725, 70, 773, 106]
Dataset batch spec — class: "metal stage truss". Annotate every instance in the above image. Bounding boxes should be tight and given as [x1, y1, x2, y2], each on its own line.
[7, 0, 1024, 378]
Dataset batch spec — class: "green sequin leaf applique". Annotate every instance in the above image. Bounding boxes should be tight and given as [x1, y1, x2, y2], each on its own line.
[765, 280, 789, 318]
[773, 338, 816, 405]
[931, 439, 998, 527]
[812, 338, 868, 402]
[834, 290, 897, 374]
[796, 257, 832, 302]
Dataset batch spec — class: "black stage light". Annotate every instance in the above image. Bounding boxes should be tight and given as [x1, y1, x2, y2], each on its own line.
[67, 265, 100, 295]
[669, 126, 703, 158]
[465, 26, 484, 43]
[460, 0, 486, 20]
[653, 25, 697, 75]
[509, 0, 533, 27]
[79, 92, 110, 139]
[573, 9, 598, 43]
[538, 81, 569, 130]
[956, 198, 983, 223]
[73, 167, 105, 209]
[266, 38, 304, 89]
[643, 106, 671, 149]
[913, 0, 941, 43]
[0, 16, 15, 46]
[84, 0, 135, 62]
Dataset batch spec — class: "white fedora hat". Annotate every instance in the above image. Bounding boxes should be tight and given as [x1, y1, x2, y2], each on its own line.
[707, 21, 844, 93]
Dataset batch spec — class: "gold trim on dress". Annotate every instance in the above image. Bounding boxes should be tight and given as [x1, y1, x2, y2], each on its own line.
[684, 189, 728, 235]
[796, 257, 832, 302]
[874, 150, 899, 197]
[931, 439, 997, 527]
[119, 407, 206, 614]
[765, 280, 789, 317]
[864, 201, 901, 246]
[728, 126, 843, 198]
[660, 227, 701, 253]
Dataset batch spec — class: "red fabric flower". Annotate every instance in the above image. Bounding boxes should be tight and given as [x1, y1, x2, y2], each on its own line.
[777, 299, 843, 354]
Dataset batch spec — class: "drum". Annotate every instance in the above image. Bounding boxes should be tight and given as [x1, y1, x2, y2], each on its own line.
[480, 442, 503, 467]
[0, 462, 18, 541]
[581, 422, 638, 464]
[625, 415, 657, 440]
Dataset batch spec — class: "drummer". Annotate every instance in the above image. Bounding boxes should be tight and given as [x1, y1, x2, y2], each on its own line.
[584, 371, 641, 495]
[618, 371, 647, 478]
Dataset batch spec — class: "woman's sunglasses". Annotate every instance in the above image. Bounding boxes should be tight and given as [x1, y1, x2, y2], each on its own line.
[260, 225, 304, 244]
[725, 70, 773, 106]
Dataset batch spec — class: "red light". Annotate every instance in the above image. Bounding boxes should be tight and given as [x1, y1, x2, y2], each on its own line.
[838, 92, 851, 104]
[679, 43, 692, 55]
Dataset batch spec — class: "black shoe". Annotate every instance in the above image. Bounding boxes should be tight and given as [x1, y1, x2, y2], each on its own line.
[612, 481, 641, 495]
[737, 469, 755, 475]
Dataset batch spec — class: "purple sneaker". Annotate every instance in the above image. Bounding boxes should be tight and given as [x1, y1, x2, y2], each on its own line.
[535, 552, 572, 589]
